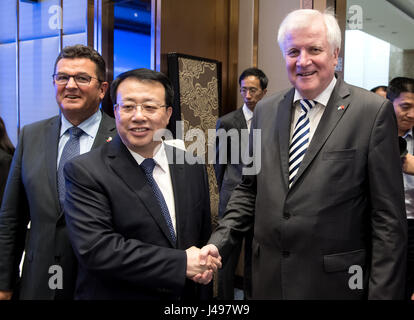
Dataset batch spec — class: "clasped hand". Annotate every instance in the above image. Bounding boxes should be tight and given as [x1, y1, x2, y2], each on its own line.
[185, 244, 221, 285]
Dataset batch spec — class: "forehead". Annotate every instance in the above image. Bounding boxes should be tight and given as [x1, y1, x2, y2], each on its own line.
[284, 19, 328, 48]
[117, 78, 165, 101]
[56, 58, 97, 75]
[396, 92, 414, 103]
[241, 76, 260, 88]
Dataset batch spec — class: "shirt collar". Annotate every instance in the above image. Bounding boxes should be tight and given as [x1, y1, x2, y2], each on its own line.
[403, 128, 413, 139]
[293, 76, 337, 107]
[60, 109, 102, 138]
[128, 142, 169, 173]
[242, 103, 254, 121]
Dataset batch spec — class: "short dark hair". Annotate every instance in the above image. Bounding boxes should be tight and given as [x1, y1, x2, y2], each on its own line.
[370, 85, 387, 93]
[54, 44, 106, 81]
[110, 68, 174, 107]
[239, 67, 268, 90]
[387, 77, 414, 102]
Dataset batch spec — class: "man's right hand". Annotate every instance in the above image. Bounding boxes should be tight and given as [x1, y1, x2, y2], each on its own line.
[0, 290, 13, 300]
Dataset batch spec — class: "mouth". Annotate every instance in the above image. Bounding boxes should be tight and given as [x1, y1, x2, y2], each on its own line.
[297, 71, 316, 77]
[64, 95, 81, 100]
[129, 127, 150, 135]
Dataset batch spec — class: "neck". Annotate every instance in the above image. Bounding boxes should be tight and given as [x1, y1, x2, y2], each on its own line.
[62, 108, 99, 127]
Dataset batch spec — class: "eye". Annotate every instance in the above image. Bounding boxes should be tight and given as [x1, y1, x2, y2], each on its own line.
[121, 104, 135, 111]
[56, 74, 69, 81]
[76, 75, 91, 83]
[310, 47, 322, 54]
[286, 49, 299, 57]
[143, 105, 159, 112]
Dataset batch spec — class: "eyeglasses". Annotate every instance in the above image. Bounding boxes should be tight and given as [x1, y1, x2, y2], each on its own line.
[52, 73, 101, 86]
[240, 87, 260, 95]
[114, 103, 167, 115]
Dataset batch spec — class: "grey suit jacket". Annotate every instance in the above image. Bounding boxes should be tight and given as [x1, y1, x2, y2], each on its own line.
[209, 77, 407, 299]
[0, 110, 115, 299]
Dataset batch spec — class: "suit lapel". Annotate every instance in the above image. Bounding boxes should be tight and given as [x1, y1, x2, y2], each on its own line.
[234, 107, 248, 130]
[290, 78, 351, 188]
[166, 146, 185, 248]
[108, 137, 177, 247]
[45, 116, 61, 214]
[92, 110, 116, 149]
[277, 89, 295, 189]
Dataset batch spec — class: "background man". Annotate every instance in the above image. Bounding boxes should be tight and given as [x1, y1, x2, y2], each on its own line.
[200, 9, 407, 299]
[387, 77, 414, 300]
[214, 67, 267, 299]
[63, 68, 220, 300]
[0, 44, 116, 300]
[370, 85, 387, 99]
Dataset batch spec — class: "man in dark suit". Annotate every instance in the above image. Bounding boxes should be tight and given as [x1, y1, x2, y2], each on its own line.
[215, 67, 267, 299]
[63, 68, 220, 300]
[0, 45, 116, 300]
[387, 77, 414, 300]
[199, 9, 407, 299]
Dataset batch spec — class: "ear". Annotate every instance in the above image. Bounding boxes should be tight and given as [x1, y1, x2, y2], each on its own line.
[99, 81, 109, 100]
[332, 48, 340, 66]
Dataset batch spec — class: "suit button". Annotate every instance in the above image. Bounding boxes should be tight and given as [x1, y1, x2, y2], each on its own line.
[283, 212, 290, 219]
[282, 251, 290, 258]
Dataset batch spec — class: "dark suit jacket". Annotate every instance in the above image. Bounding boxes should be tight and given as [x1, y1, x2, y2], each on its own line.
[214, 107, 248, 218]
[0, 111, 115, 299]
[63, 135, 212, 300]
[209, 77, 408, 299]
[0, 149, 12, 208]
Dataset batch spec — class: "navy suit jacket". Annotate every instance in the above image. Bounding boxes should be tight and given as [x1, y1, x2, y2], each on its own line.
[63, 135, 212, 300]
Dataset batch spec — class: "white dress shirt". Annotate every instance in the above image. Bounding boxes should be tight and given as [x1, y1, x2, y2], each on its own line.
[403, 129, 414, 219]
[242, 103, 254, 131]
[290, 77, 337, 144]
[128, 143, 177, 234]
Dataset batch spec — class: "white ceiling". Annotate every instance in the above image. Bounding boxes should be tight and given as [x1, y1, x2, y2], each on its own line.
[347, 0, 414, 50]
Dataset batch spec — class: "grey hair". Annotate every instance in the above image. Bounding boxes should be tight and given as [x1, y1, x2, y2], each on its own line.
[277, 8, 341, 56]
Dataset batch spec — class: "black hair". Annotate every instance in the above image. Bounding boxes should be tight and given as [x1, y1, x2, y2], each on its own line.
[387, 77, 414, 102]
[54, 44, 106, 81]
[0, 117, 15, 155]
[110, 68, 174, 107]
[239, 67, 269, 90]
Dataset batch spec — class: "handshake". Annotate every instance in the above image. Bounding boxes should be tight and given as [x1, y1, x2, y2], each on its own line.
[185, 244, 222, 285]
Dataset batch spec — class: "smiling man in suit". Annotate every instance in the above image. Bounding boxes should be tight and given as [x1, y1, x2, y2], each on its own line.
[200, 9, 407, 299]
[0, 44, 116, 300]
[63, 68, 220, 300]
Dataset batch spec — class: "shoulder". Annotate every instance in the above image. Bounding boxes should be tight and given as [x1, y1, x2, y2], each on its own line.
[217, 108, 244, 127]
[22, 115, 59, 131]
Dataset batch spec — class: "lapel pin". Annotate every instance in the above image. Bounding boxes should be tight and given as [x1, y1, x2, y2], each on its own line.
[337, 105, 345, 111]
[106, 136, 112, 142]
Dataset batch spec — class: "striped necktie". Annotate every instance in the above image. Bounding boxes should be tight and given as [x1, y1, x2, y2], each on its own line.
[288, 99, 315, 188]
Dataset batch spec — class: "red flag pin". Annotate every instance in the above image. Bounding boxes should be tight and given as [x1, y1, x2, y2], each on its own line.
[106, 137, 112, 142]
[337, 105, 345, 110]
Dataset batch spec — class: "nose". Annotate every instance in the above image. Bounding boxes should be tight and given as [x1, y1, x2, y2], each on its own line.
[65, 76, 77, 88]
[296, 49, 311, 67]
[407, 107, 414, 119]
[131, 105, 146, 120]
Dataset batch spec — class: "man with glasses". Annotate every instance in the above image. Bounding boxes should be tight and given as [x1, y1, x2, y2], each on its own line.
[62, 68, 220, 299]
[214, 67, 268, 300]
[0, 44, 115, 300]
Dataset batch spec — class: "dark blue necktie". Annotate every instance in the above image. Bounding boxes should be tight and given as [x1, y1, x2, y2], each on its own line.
[141, 158, 176, 243]
[57, 126, 84, 208]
